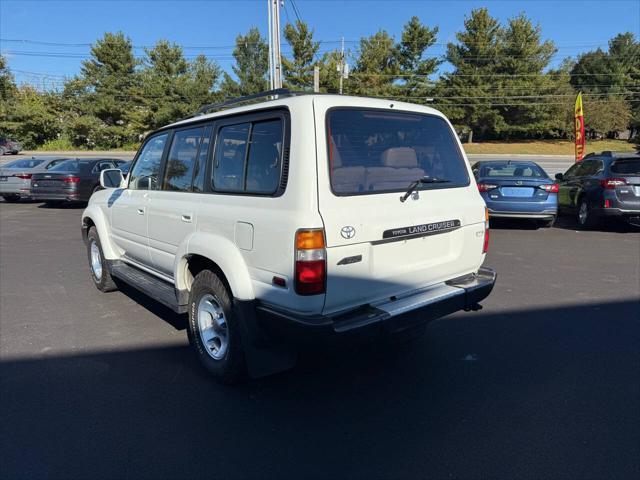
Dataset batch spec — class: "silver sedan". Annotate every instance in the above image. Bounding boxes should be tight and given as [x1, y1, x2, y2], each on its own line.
[0, 157, 71, 202]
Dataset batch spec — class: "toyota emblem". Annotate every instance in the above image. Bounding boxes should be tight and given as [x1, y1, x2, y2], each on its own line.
[340, 226, 356, 239]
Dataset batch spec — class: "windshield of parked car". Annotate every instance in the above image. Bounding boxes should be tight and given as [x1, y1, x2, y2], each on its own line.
[479, 162, 547, 178]
[327, 109, 469, 195]
[48, 160, 92, 172]
[611, 158, 640, 175]
[4, 159, 45, 169]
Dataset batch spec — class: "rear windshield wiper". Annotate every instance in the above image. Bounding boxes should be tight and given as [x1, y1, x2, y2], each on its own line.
[400, 176, 450, 202]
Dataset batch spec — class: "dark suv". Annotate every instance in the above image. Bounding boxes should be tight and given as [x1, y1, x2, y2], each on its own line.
[556, 151, 640, 228]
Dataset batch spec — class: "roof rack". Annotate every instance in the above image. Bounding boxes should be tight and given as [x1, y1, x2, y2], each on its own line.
[193, 88, 302, 117]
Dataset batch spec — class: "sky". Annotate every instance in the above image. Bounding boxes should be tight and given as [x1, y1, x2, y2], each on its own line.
[1, 0, 639, 89]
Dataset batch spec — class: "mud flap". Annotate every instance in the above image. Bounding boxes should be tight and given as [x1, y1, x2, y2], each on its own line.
[233, 299, 297, 378]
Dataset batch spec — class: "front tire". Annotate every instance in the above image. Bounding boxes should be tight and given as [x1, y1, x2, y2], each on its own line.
[187, 270, 246, 383]
[87, 226, 118, 292]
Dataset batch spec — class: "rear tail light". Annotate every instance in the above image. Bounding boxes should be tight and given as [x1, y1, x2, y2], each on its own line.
[64, 176, 81, 184]
[600, 178, 626, 189]
[295, 229, 326, 295]
[477, 183, 498, 192]
[539, 183, 559, 193]
[482, 207, 490, 254]
[604, 199, 611, 208]
[14, 173, 32, 180]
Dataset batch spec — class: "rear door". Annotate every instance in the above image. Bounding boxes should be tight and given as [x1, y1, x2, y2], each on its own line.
[147, 125, 211, 276]
[314, 99, 486, 315]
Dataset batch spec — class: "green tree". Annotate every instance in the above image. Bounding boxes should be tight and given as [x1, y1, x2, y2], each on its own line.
[282, 20, 320, 90]
[3, 86, 61, 148]
[494, 13, 557, 137]
[396, 16, 440, 99]
[0, 54, 18, 137]
[221, 28, 269, 96]
[352, 30, 399, 97]
[439, 8, 504, 141]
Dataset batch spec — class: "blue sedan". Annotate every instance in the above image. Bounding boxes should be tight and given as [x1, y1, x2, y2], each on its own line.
[471, 160, 558, 227]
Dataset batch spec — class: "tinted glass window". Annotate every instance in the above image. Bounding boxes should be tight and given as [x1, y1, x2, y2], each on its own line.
[611, 158, 640, 174]
[129, 134, 168, 190]
[480, 163, 547, 178]
[163, 127, 204, 192]
[192, 126, 212, 193]
[212, 123, 250, 192]
[246, 120, 283, 193]
[48, 159, 92, 172]
[578, 160, 600, 176]
[327, 109, 469, 195]
[45, 159, 67, 170]
[5, 159, 45, 169]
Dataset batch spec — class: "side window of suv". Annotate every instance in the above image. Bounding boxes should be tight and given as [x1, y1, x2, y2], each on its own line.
[212, 118, 283, 194]
[163, 127, 204, 192]
[129, 133, 168, 190]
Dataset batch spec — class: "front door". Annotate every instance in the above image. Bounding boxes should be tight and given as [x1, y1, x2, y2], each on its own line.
[111, 133, 169, 267]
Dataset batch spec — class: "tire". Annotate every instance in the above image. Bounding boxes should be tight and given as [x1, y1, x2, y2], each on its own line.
[187, 270, 246, 383]
[577, 199, 598, 229]
[87, 226, 118, 292]
[2, 195, 20, 203]
[44, 200, 63, 207]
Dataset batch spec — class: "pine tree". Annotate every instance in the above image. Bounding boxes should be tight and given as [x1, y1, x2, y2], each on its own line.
[221, 28, 269, 96]
[396, 16, 440, 100]
[282, 20, 320, 90]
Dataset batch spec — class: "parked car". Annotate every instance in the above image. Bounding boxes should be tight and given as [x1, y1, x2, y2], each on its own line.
[556, 151, 640, 228]
[82, 90, 496, 383]
[0, 156, 72, 202]
[0, 138, 23, 155]
[472, 160, 558, 227]
[31, 158, 124, 205]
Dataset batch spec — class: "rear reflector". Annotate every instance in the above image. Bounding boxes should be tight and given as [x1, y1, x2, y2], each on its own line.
[14, 173, 32, 180]
[539, 183, 559, 193]
[64, 176, 81, 184]
[295, 229, 326, 295]
[477, 183, 498, 192]
[483, 206, 490, 254]
[600, 178, 626, 189]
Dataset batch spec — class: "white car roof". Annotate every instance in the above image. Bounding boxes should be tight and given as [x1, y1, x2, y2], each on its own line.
[165, 94, 447, 130]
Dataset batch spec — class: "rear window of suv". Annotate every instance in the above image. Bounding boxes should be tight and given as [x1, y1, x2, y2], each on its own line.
[327, 109, 469, 195]
[611, 158, 640, 175]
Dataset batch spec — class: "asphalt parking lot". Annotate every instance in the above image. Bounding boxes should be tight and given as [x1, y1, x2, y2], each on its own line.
[1, 200, 639, 479]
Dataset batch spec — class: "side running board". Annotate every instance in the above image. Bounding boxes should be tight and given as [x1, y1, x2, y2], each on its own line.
[108, 261, 188, 314]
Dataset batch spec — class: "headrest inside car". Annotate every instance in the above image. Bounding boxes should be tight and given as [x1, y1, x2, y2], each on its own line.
[380, 147, 418, 168]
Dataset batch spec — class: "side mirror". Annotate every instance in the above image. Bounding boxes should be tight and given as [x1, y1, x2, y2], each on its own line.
[100, 169, 124, 189]
[554, 173, 563, 181]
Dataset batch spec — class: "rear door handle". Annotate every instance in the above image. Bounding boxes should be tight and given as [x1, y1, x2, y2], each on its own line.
[181, 214, 192, 223]
[137, 208, 145, 215]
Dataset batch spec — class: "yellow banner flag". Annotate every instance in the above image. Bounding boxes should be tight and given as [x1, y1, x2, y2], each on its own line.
[575, 92, 585, 162]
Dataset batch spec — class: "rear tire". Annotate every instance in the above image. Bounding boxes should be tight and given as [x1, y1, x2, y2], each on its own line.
[44, 200, 63, 207]
[2, 195, 20, 203]
[187, 270, 246, 384]
[87, 226, 118, 292]
[577, 199, 598, 229]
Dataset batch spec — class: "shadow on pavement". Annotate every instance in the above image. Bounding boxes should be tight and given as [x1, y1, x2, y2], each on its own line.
[2, 299, 639, 479]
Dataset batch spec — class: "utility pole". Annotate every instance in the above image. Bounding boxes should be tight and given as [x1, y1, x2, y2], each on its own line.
[267, 0, 283, 89]
[337, 36, 348, 94]
[313, 66, 320, 93]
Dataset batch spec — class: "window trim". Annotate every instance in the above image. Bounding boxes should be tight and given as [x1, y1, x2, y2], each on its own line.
[325, 106, 471, 197]
[208, 108, 290, 197]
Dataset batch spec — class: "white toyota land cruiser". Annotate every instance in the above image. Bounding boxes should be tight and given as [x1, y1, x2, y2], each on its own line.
[82, 90, 496, 382]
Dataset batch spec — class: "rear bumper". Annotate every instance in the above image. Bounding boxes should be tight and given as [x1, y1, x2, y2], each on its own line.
[30, 192, 81, 202]
[254, 267, 496, 340]
[488, 209, 556, 220]
[591, 207, 640, 225]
